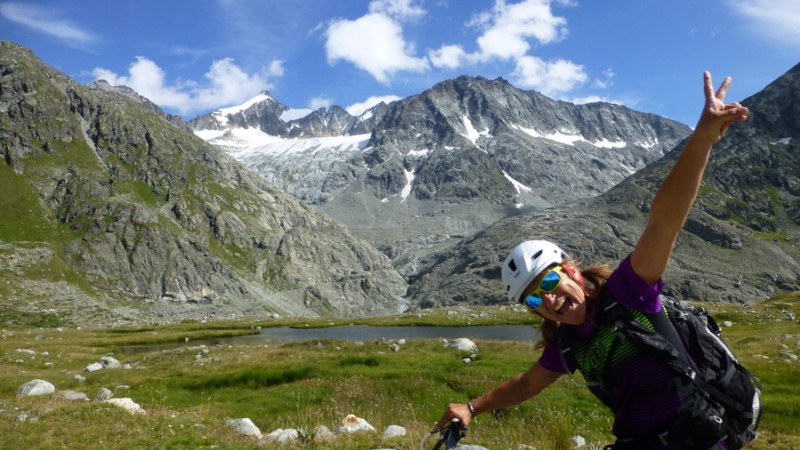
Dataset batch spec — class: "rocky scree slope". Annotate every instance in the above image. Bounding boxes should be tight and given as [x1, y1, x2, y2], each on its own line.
[0, 40, 406, 325]
[408, 64, 800, 308]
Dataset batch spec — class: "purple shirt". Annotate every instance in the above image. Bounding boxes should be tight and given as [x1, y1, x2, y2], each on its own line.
[538, 255, 725, 449]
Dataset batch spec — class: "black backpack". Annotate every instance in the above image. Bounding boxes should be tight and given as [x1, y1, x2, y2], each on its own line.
[559, 294, 763, 450]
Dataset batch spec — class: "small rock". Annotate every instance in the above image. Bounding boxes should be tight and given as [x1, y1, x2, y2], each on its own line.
[571, 435, 586, 448]
[264, 428, 298, 443]
[85, 362, 104, 372]
[99, 356, 121, 369]
[105, 398, 146, 415]
[337, 414, 376, 434]
[722, 321, 733, 327]
[96, 388, 114, 400]
[447, 338, 478, 353]
[17, 379, 56, 397]
[383, 424, 407, 439]
[313, 425, 335, 442]
[57, 390, 88, 401]
[226, 418, 262, 437]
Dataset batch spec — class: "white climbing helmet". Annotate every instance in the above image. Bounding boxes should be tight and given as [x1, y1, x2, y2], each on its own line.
[502, 240, 568, 303]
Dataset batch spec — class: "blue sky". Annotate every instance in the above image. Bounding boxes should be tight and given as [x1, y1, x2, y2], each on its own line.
[1, 0, 798, 126]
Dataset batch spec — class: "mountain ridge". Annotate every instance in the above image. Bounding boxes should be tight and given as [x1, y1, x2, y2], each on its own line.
[0, 40, 407, 326]
[3, 39, 796, 326]
[191, 74, 693, 282]
[405, 65, 800, 308]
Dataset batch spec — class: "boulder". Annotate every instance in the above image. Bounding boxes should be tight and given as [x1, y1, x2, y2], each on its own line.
[263, 428, 299, 444]
[105, 398, 146, 415]
[57, 390, 88, 401]
[17, 379, 56, 397]
[99, 356, 122, 368]
[446, 338, 478, 353]
[85, 362, 104, 372]
[337, 414, 375, 434]
[96, 388, 114, 400]
[382, 424, 407, 439]
[313, 425, 336, 442]
[225, 418, 262, 437]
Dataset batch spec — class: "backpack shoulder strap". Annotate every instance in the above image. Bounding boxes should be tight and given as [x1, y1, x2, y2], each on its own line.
[601, 292, 700, 381]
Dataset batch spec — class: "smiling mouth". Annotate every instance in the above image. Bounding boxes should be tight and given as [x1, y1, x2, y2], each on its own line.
[554, 297, 572, 314]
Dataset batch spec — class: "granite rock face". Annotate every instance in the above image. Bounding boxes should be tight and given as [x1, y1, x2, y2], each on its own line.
[406, 64, 800, 308]
[0, 40, 407, 324]
[192, 75, 692, 284]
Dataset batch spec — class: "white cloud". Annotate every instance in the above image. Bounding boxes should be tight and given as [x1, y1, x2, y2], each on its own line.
[428, 0, 583, 97]
[593, 68, 615, 89]
[729, 0, 800, 46]
[325, 13, 429, 83]
[0, 2, 96, 47]
[266, 59, 285, 77]
[325, 0, 586, 96]
[92, 57, 279, 116]
[472, 0, 569, 61]
[368, 0, 426, 21]
[570, 95, 624, 106]
[346, 95, 401, 116]
[429, 44, 467, 69]
[309, 96, 333, 110]
[512, 56, 587, 95]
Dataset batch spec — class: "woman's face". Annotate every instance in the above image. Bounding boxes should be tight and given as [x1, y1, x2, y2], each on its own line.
[523, 265, 588, 326]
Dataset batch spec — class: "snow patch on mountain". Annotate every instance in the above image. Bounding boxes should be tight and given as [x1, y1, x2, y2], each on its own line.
[502, 170, 532, 194]
[214, 92, 274, 120]
[401, 169, 415, 202]
[462, 115, 491, 145]
[511, 124, 629, 148]
[194, 127, 370, 160]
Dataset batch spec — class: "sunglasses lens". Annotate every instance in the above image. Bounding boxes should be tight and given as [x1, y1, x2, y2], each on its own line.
[539, 271, 561, 292]
[522, 268, 563, 311]
[524, 294, 542, 310]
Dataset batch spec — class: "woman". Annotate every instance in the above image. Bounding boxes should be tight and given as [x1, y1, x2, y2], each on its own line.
[433, 72, 750, 449]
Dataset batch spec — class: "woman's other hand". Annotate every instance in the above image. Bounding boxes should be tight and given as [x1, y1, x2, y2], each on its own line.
[694, 71, 749, 143]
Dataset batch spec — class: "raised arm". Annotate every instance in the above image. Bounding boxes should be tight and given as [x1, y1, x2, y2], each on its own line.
[631, 71, 749, 283]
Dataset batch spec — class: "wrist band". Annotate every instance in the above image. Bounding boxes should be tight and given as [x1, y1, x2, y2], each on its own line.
[467, 401, 476, 416]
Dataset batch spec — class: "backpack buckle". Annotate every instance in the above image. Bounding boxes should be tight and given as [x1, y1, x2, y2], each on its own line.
[685, 368, 696, 380]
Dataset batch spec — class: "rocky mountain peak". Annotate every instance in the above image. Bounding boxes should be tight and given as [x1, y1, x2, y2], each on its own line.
[0, 40, 407, 325]
[406, 63, 800, 308]
[188, 73, 693, 290]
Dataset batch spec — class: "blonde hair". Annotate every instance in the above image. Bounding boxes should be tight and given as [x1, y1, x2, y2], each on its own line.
[534, 259, 613, 348]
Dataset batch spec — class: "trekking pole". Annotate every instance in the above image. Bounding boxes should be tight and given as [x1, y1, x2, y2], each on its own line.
[420, 418, 468, 450]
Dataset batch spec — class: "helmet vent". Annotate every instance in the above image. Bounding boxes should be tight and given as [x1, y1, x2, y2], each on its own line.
[508, 260, 517, 272]
[532, 249, 543, 260]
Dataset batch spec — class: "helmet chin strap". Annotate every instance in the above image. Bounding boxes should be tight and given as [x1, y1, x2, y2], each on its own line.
[560, 264, 591, 297]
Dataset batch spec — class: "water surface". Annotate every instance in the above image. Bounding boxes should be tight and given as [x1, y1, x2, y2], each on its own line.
[118, 325, 540, 353]
[234, 324, 539, 344]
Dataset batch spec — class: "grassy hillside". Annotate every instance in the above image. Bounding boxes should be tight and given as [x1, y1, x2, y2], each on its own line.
[0, 298, 797, 449]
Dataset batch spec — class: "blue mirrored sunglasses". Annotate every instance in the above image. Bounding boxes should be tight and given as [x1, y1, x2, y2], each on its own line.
[522, 266, 565, 310]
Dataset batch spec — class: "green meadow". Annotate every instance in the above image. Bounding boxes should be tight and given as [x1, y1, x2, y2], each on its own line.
[1, 295, 798, 450]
